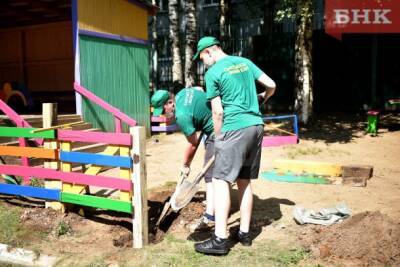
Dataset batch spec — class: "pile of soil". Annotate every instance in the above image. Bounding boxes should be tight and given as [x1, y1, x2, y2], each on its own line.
[299, 211, 400, 266]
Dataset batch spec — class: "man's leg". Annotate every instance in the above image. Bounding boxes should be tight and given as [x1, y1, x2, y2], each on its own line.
[237, 178, 253, 233]
[213, 178, 230, 239]
[206, 182, 214, 216]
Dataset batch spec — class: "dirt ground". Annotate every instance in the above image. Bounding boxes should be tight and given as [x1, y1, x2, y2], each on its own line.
[1, 113, 400, 266]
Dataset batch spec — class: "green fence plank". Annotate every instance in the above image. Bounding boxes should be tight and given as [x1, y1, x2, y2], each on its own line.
[0, 127, 55, 139]
[61, 192, 132, 213]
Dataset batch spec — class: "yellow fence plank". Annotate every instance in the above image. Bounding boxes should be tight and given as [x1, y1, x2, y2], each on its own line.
[119, 146, 131, 202]
[273, 159, 342, 177]
[62, 145, 120, 195]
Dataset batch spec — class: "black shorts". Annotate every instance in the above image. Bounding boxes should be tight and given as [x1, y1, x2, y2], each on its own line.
[213, 125, 263, 183]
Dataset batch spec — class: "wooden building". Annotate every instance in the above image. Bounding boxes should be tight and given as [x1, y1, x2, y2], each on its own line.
[0, 0, 156, 132]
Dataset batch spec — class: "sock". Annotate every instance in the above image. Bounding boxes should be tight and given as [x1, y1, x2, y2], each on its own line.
[204, 213, 215, 222]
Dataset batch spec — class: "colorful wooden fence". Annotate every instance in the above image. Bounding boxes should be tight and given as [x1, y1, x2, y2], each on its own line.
[151, 115, 179, 133]
[262, 114, 299, 147]
[0, 126, 148, 248]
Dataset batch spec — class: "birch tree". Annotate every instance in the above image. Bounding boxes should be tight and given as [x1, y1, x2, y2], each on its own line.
[184, 0, 197, 87]
[169, 0, 183, 86]
[150, 0, 158, 89]
[276, 0, 314, 124]
[219, 0, 230, 51]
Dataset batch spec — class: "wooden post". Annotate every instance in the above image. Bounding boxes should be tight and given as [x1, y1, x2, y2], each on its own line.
[131, 126, 148, 248]
[43, 103, 63, 210]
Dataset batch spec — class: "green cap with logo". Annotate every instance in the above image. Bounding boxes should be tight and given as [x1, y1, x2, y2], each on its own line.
[151, 89, 170, 116]
[193, 36, 220, 60]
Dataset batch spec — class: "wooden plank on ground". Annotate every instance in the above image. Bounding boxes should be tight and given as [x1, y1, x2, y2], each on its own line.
[273, 159, 342, 177]
[342, 165, 373, 179]
[61, 192, 132, 213]
[261, 171, 330, 184]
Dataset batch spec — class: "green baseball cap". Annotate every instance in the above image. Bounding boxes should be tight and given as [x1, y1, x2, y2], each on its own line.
[193, 36, 220, 60]
[151, 89, 170, 116]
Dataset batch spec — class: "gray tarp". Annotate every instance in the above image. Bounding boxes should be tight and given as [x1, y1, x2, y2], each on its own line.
[293, 203, 351, 225]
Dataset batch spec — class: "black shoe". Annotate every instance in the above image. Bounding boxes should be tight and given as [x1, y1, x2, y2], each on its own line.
[194, 234, 229, 255]
[233, 229, 252, 246]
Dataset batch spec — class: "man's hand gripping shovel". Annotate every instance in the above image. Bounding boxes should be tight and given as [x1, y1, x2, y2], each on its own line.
[154, 133, 211, 229]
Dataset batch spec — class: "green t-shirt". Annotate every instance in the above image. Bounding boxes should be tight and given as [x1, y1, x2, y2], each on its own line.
[205, 56, 264, 132]
[175, 87, 214, 137]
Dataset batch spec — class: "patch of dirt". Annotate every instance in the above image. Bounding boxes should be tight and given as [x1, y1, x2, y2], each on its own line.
[148, 188, 205, 244]
[299, 211, 400, 266]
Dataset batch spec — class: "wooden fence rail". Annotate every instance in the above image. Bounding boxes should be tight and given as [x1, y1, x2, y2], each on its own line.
[0, 126, 148, 248]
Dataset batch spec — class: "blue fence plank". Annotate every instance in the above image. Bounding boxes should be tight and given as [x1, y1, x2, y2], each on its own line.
[0, 184, 61, 200]
[59, 151, 132, 168]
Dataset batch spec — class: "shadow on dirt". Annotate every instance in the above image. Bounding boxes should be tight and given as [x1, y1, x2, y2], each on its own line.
[187, 189, 295, 243]
[297, 112, 399, 144]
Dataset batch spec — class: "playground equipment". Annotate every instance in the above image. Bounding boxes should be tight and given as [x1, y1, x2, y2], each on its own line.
[0, 83, 31, 112]
[262, 114, 299, 147]
[151, 115, 179, 133]
[366, 110, 379, 136]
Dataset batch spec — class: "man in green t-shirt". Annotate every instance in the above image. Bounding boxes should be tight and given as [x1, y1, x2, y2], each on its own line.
[193, 36, 276, 255]
[151, 87, 216, 230]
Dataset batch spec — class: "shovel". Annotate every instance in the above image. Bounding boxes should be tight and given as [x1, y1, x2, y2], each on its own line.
[154, 132, 204, 229]
[170, 155, 215, 211]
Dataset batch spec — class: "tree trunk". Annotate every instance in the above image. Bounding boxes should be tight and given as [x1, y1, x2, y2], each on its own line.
[294, 0, 313, 124]
[184, 0, 197, 87]
[219, 0, 230, 52]
[150, 0, 158, 89]
[169, 0, 183, 86]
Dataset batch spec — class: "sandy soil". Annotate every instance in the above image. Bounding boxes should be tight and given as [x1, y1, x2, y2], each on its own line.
[1, 113, 399, 265]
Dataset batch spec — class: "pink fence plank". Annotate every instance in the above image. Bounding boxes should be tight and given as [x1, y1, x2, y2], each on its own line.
[0, 165, 131, 191]
[74, 82, 137, 127]
[151, 116, 168, 123]
[58, 130, 132, 146]
[262, 135, 298, 147]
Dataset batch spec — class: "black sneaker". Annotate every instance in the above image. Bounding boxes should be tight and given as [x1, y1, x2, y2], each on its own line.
[233, 229, 252, 246]
[194, 233, 229, 255]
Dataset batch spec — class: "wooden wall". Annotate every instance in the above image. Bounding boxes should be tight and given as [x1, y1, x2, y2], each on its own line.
[78, 0, 148, 41]
[0, 21, 73, 93]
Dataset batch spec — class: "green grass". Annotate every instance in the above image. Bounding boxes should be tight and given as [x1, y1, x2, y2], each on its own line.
[56, 221, 72, 237]
[123, 234, 309, 267]
[0, 203, 24, 247]
[286, 146, 323, 159]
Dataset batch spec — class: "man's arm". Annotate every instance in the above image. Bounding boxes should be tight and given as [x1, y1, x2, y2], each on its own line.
[182, 132, 199, 167]
[257, 73, 276, 104]
[211, 96, 224, 136]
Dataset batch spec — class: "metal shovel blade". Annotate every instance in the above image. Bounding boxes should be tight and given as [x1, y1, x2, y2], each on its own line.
[170, 180, 200, 211]
[170, 155, 215, 211]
